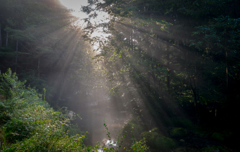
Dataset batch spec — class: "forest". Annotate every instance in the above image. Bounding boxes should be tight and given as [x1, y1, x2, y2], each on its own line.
[0, 0, 240, 151]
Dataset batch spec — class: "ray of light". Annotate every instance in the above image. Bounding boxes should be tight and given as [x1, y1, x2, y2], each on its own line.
[59, 0, 111, 51]
[59, 0, 88, 19]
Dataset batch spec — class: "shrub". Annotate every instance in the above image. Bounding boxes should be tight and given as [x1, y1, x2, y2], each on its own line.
[130, 138, 149, 152]
[0, 69, 90, 151]
[212, 132, 224, 141]
[123, 122, 144, 139]
[202, 146, 227, 152]
[170, 128, 188, 137]
[171, 117, 194, 129]
[0, 69, 147, 152]
[141, 130, 176, 151]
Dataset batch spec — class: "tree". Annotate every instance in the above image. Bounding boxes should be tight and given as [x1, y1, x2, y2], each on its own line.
[82, 0, 240, 131]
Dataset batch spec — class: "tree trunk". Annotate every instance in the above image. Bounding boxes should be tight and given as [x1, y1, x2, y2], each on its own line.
[166, 44, 170, 92]
[38, 58, 40, 78]
[132, 28, 134, 52]
[226, 49, 228, 89]
[189, 75, 200, 125]
[6, 32, 8, 46]
[192, 87, 200, 125]
[15, 40, 19, 73]
[51, 61, 53, 73]
[0, 24, 2, 47]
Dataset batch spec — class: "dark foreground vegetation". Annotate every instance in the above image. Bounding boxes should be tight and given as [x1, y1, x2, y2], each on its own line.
[82, 0, 240, 151]
[0, 0, 240, 151]
[0, 69, 88, 151]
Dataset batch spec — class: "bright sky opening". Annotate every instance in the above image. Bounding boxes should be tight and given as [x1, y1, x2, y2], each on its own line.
[59, 0, 111, 52]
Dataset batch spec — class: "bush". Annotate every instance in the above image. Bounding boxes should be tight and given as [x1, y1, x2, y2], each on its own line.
[0, 69, 147, 152]
[170, 128, 188, 137]
[130, 138, 149, 152]
[202, 146, 227, 152]
[0, 101, 10, 126]
[120, 119, 146, 151]
[212, 132, 224, 141]
[122, 119, 144, 140]
[170, 117, 194, 129]
[0, 69, 90, 151]
[141, 130, 176, 151]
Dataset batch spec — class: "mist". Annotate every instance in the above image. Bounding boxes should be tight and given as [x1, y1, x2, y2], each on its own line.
[0, 0, 240, 151]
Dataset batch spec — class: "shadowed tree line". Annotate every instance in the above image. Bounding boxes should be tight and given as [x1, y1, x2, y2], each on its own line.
[82, 0, 240, 151]
[0, 0, 103, 108]
[0, 0, 113, 151]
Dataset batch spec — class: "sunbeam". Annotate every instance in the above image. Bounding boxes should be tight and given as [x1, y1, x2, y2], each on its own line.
[1, 0, 239, 151]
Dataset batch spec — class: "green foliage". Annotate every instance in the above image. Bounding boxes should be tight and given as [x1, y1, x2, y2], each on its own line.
[0, 69, 25, 99]
[104, 120, 112, 141]
[18, 70, 51, 94]
[122, 120, 144, 141]
[0, 101, 8, 111]
[0, 0, 95, 112]
[211, 132, 224, 141]
[1, 0, 239, 150]
[170, 128, 188, 137]
[102, 121, 148, 152]
[0, 69, 150, 151]
[130, 138, 149, 152]
[141, 129, 176, 151]
[191, 16, 240, 52]
[167, 117, 194, 129]
[202, 146, 227, 152]
[0, 69, 91, 151]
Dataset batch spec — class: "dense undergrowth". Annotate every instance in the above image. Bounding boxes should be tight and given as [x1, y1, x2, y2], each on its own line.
[0, 69, 231, 152]
[0, 69, 91, 151]
[0, 69, 149, 152]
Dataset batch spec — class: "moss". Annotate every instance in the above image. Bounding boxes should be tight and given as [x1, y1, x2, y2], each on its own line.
[141, 131, 176, 151]
[170, 128, 188, 137]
